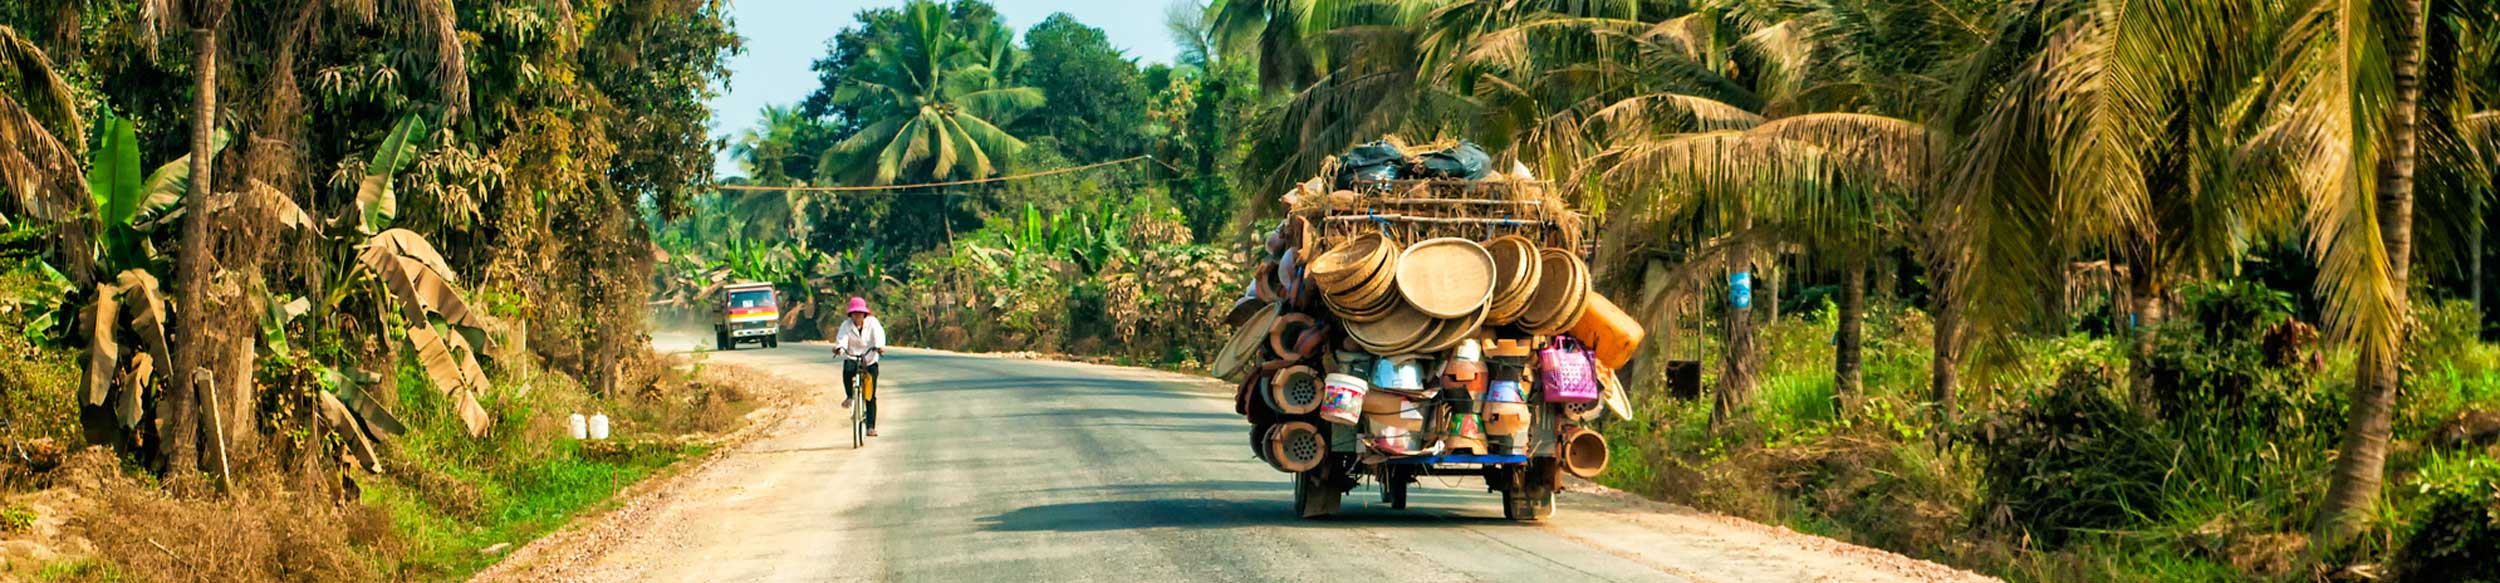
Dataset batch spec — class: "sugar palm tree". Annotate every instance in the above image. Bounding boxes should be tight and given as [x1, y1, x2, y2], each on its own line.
[821, 0, 1045, 185]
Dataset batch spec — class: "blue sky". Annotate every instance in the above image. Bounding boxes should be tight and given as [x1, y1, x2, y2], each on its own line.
[708, 0, 1187, 178]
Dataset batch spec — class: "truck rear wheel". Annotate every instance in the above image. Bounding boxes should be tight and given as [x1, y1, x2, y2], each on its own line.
[1382, 466, 1410, 510]
[1501, 462, 1559, 521]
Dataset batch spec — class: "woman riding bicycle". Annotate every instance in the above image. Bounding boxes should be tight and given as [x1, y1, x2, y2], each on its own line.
[834, 297, 887, 436]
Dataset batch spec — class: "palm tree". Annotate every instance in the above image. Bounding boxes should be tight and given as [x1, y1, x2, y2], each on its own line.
[2262, 0, 2429, 548]
[820, 0, 1045, 186]
[0, 25, 90, 281]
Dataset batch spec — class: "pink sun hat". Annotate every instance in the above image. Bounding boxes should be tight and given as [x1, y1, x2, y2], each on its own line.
[846, 297, 871, 315]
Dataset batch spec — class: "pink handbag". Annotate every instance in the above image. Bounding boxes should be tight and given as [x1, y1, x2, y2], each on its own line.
[1538, 336, 1602, 403]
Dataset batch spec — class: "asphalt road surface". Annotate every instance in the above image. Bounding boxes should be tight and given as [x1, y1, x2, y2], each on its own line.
[481, 338, 1992, 583]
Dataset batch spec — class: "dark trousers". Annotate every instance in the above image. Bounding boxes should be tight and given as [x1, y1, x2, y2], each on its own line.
[845, 360, 880, 428]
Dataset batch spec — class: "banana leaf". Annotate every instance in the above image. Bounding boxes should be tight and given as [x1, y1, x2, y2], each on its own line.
[348, 114, 428, 235]
[318, 392, 382, 473]
[114, 352, 150, 428]
[325, 368, 407, 439]
[81, 281, 122, 407]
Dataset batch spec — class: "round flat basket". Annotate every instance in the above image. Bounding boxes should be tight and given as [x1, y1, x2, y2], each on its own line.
[1395, 238, 1496, 319]
[1531, 253, 1591, 335]
[1266, 421, 1329, 473]
[1485, 236, 1541, 323]
[1269, 365, 1325, 416]
[1518, 249, 1587, 332]
[1410, 307, 1488, 355]
[1214, 307, 1279, 381]
[1310, 233, 1391, 294]
[1339, 242, 1403, 308]
[1347, 301, 1434, 353]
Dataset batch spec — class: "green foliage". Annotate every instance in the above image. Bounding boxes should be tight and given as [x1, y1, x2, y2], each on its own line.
[367, 359, 697, 579]
[2394, 454, 2500, 582]
[0, 504, 34, 532]
[350, 114, 429, 235]
[1976, 368, 2175, 547]
[1017, 14, 1151, 161]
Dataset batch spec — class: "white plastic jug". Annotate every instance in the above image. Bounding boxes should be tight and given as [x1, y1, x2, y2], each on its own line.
[588, 412, 611, 440]
[567, 413, 588, 440]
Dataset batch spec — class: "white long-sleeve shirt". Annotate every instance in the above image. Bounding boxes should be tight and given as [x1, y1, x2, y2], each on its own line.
[834, 316, 887, 366]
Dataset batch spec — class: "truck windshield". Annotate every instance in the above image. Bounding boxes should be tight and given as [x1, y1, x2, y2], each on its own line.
[728, 290, 775, 309]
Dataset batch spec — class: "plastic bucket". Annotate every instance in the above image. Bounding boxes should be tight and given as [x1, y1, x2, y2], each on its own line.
[1370, 355, 1425, 392]
[1485, 379, 1526, 404]
[1562, 427, 1610, 478]
[1320, 373, 1369, 425]
[1567, 292, 1646, 369]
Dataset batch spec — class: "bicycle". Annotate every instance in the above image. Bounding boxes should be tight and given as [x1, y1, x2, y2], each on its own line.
[842, 352, 876, 449]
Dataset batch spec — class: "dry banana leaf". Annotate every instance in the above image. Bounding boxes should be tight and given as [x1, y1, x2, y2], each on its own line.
[319, 392, 382, 473]
[116, 270, 172, 386]
[452, 389, 492, 438]
[250, 179, 315, 232]
[83, 281, 123, 407]
[407, 322, 489, 397]
[359, 229, 484, 330]
[114, 352, 151, 428]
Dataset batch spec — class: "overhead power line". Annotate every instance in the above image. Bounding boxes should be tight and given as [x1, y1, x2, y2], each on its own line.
[712, 155, 1155, 194]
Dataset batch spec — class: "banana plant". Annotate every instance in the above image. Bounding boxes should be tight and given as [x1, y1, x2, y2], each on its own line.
[335, 113, 428, 236]
[78, 115, 225, 430]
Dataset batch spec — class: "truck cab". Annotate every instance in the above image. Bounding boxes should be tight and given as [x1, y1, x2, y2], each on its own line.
[714, 282, 781, 350]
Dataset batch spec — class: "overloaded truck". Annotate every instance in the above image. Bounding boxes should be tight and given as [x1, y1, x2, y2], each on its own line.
[714, 282, 781, 350]
[1216, 139, 1643, 521]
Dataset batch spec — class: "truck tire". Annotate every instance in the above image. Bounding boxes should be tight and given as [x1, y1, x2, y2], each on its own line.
[1501, 462, 1558, 521]
[764, 336, 779, 349]
[1295, 467, 1342, 519]
[1382, 466, 1409, 510]
[716, 331, 733, 351]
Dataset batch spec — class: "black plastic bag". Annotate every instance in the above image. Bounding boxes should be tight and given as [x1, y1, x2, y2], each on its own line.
[1415, 141, 1491, 180]
[1334, 140, 1407, 189]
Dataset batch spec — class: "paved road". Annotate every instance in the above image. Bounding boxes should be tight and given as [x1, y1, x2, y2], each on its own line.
[487, 340, 1991, 583]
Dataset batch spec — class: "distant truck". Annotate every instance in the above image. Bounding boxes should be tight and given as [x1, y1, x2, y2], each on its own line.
[714, 282, 781, 350]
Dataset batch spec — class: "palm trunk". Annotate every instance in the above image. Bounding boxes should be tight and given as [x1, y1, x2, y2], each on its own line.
[2127, 260, 2164, 409]
[2473, 217, 2484, 322]
[1713, 234, 1758, 430]
[1930, 261, 1961, 443]
[1834, 254, 1866, 408]
[1764, 257, 1780, 323]
[2315, 0, 2423, 545]
[163, 25, 219, 474]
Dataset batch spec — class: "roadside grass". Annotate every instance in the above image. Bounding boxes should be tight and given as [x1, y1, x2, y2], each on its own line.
[34, 558, 126, 582]
[1596, 295, 2500, 583]
[366, 357, 718, 580]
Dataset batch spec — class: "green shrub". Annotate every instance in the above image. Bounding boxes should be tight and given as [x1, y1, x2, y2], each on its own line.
[2394, 454, 2500, 583]
[1976, 367, 2176, 546]
[0, 505, 35, 532]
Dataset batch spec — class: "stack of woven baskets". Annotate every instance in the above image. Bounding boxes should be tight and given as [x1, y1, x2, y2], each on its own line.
[1217, 139, 1647, 480]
